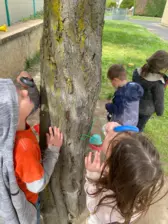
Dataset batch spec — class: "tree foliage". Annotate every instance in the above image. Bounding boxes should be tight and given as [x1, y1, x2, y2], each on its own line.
[145, 0, 166, 17]
[106, 0, 116, 8]
[120, 0, 134, 9]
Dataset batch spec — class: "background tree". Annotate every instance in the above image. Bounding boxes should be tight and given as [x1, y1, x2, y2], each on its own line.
[40, 0, 106, 223]
[145, 0, 166, 17]
[120, 0, 134, 9]
[135, 0, 166, 16]
[106, 0, 117, 8]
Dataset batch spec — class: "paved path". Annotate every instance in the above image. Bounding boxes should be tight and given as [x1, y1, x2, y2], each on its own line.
[130, 19, 168, 41]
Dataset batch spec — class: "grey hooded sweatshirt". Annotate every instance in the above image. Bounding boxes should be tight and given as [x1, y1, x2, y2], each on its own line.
[0, 79, 37, 224]
[0, 79, 60, 224]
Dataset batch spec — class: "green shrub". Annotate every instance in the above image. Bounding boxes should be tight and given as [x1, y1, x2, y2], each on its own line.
[21, 10, 43, 22]
[109, 2, 116, 7]
[145, 0, 166, 17]
[120, 0, 134, 9]
[106, 0, 116, 8]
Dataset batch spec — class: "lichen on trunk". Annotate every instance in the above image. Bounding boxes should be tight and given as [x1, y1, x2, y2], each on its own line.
[40, 0, 106, 223]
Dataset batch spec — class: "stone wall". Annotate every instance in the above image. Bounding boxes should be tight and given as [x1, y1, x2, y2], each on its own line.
[0, 20, 43, 78]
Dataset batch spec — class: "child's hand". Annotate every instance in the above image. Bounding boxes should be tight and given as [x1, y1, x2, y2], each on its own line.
[85, 152, 104, 173]
[105, 122, 120, 134]
[46, 127, 63, 148]
[102, 122, 120, 155]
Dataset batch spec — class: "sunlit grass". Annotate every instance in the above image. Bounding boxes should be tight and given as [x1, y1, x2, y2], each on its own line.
[101, 20, 168, 164]
[130, 15, 161, 22]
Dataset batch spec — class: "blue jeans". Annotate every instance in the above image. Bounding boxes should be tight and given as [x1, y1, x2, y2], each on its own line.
[35, 197, 40, 224]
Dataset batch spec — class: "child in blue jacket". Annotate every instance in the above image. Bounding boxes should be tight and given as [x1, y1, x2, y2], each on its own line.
[105, 64, 144, 126]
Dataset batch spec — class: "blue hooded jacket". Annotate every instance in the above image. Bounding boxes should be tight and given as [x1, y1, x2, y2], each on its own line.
[105, 82, 144, 126]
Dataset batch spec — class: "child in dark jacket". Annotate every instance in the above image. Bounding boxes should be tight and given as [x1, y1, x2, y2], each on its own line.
[133, 50, 168, 131]
[105, 64, 144, 126]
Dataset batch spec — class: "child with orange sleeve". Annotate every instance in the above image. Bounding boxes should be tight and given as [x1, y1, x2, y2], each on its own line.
[0, 72, 63, 224]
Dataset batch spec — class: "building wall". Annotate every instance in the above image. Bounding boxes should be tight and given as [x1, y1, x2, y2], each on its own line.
[0, 0, 43, 25]
[161, 0, 168, 26]
[0, 0, 7, 25]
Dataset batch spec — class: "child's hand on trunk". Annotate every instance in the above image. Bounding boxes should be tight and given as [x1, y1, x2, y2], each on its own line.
[85, 152, 104, 173]
[46, 127, 63, 148]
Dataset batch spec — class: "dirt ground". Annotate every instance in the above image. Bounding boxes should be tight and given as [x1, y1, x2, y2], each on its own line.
[13, 65, 168, 224]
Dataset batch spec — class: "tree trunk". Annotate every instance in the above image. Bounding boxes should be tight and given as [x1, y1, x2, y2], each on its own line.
[40, 0, 106, 223]
[135, 0, 148, 15]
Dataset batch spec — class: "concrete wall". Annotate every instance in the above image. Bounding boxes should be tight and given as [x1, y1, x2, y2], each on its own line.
[0, 20, 43, 78]
[161, 0, 168, 26]
[0, 0, 43, 25]
[0, 0, 7, 25]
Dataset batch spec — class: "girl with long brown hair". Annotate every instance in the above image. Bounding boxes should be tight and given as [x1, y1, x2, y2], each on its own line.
[133, 50, 168, 131]
[84, 122, 166, 224]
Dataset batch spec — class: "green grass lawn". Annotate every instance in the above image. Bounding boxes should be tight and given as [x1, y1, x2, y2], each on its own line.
[130, 15, 161, 22]
[101, 20, 168, 166]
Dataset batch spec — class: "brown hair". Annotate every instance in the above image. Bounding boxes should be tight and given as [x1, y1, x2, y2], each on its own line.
[93, 133, 165, 224]
[141, 50, 168, 77]
[107, 64, 127, 81]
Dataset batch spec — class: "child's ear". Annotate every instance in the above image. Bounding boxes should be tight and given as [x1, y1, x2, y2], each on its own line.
[21, 90, 28, 98]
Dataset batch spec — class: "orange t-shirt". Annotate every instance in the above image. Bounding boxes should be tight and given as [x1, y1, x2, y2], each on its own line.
[14, 125, 44, 204]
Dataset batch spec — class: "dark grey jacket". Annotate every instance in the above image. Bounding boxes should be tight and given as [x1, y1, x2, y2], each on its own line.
[106, 82, 144, 126]
[133, 68, 166, 116]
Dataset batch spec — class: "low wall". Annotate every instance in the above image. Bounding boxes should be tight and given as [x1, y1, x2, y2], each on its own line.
[0, 19, 43, 78]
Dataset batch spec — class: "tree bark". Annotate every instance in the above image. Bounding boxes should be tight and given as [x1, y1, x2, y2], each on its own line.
[135, 0, 148, 15]
[40, 0, 106, 223]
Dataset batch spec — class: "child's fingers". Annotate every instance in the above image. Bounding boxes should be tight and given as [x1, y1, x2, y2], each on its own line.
[57, 128, 61, 139]
[94, 151, 100, 165]
[49, 127, 54, 137]
[87, 152, 92, 166]
[54, 127, 62, 140]
[54, 126, 59, 138]
[93, 151, 98, 163]
[85, 153, 91, 168]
